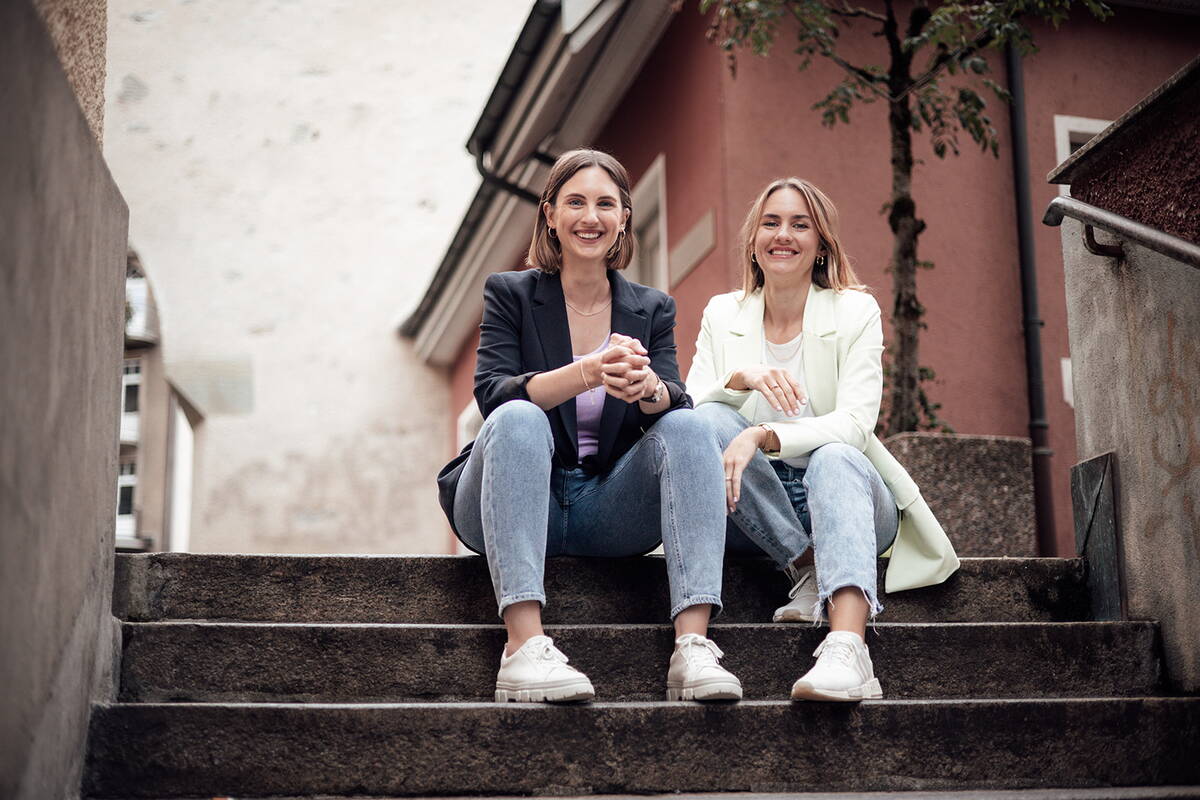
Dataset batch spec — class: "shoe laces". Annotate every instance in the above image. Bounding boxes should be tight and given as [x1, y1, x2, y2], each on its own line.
[676, 633, 724, 665]
[812, 636, 857, 668]
[786, 568, 814, 600]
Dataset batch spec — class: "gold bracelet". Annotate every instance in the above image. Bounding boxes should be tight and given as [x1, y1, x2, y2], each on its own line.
[578, 359, 592, 391]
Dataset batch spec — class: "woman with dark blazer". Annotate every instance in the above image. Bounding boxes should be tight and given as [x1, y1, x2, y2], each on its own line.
[438, 149, 740, 703]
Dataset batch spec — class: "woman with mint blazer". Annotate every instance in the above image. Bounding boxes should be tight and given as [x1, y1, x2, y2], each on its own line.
[687, 177, 959, 702]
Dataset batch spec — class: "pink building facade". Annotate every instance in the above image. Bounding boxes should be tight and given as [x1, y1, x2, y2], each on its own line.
[409, 1, 1200, 556]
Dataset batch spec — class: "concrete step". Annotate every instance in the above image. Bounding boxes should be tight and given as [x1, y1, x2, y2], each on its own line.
[117, 621, 1162, 703]
[113, 554, 1090, 624]
[89, 791, 1200, 800]
[83, 697, 1200, 797]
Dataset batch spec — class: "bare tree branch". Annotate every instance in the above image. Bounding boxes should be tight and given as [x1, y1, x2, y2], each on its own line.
[784, 4, 892, 100]
[827, 1, 887, 23]
[900, 27, 996, 101]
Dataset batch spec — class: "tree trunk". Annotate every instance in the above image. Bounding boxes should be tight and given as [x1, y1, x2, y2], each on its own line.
[882, 1, 925, 436]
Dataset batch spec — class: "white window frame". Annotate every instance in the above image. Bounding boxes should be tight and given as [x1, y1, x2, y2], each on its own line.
[116, 458, 138, 544]
[121, 357, 141, 444]
[628, 154, 669, 291]
[1053, 115, 1111, 196]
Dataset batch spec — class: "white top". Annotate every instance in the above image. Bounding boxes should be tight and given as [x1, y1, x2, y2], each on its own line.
[757, 331, 815, 468]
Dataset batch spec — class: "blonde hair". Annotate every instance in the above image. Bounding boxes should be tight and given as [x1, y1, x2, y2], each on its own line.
[526, 149, 636, 273]
[738, 177, 866, 294]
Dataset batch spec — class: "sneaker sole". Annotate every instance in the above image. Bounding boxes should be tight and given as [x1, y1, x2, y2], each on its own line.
[772, 608, 823, 623]
[494, 682, 594, 703]
[790, 677, 882, 702]
[666, 681, 743, 701]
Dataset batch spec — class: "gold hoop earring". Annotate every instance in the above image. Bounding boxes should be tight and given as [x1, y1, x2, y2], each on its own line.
[816, 254, 826, 268]
[548, 228, 557, 239]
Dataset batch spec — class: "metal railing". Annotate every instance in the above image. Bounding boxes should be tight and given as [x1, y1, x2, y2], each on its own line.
[1043, 195, 1200, 269]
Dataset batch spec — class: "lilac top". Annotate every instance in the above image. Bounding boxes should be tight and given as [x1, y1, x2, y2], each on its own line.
[572, 334, 610, 460]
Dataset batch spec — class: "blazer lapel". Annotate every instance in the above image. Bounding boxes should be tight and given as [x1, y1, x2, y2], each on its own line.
[532, 271, 578, 457]
[723, 291, 764, 387]
[596, 271, 648, 465]
[802, 284, 838, 415]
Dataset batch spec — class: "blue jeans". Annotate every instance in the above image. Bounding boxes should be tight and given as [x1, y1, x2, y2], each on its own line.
[694, 402, 899, 617]
[453, 400, 728, 620]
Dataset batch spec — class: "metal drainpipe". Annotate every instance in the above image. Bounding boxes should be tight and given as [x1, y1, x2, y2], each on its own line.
[1005, 44, 1057, 556]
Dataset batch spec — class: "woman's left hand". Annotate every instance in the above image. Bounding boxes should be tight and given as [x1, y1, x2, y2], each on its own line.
[722, 426, 767, 513]
[601, 334, 656, 403]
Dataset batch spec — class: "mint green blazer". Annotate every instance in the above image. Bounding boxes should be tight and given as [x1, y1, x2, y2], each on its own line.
[685, 286, 960, 593]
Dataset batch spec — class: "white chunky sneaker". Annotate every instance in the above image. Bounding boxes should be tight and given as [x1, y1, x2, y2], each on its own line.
[773, 563, 822, 623]
[494, 635, 595, 703]
[790, 630, 883, 702]
[666, 633, 743, 701]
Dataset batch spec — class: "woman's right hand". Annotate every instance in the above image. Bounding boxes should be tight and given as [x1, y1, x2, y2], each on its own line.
[727, 365, 806, 416]
[594, 335, 651, 403]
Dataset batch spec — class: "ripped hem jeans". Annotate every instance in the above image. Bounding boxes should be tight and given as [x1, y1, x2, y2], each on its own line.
[695, 402, 899, 619]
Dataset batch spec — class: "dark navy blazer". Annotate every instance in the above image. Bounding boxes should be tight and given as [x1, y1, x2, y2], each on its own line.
[436, 267, 692, 531]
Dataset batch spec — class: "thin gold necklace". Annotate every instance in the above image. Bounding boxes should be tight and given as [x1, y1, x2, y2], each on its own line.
[564, 296, 612, 316]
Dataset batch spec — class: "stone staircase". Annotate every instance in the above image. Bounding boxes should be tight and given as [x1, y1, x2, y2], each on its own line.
[83, 553, 1200, 797]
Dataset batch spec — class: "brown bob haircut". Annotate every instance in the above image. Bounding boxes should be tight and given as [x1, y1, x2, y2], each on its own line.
[526, 148, 636, 273]
[738, 177, 866, 295]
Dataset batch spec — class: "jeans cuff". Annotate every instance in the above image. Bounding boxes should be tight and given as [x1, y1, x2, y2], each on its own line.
[497, 591, 546, 620]
[670, 593, 723, 621]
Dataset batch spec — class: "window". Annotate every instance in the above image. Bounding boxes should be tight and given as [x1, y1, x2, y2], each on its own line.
[121, 357, 142, 443]
[1053, 115, 1111, 196]
[626, 154, 668, 290]
[116, 457, 137, 542]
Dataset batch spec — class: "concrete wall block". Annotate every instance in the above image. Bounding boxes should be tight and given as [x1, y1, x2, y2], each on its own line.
[883, 432, 1037, 556]
[0, 1, 129, 797]
[1061, 217, 1200, 691]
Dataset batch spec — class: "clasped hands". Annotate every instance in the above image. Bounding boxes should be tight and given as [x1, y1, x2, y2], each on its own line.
[581, 333, 660, 404]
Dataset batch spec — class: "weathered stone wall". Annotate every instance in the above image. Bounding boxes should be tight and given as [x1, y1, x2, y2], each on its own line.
[33, 0, 107, 142]
[884, 433, 1037, 557]
[1060, 217, 1200, 691]
[0, 2, 128, 797]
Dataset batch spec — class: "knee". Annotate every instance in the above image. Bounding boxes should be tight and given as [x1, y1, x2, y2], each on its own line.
[805, 443, 870, 483]
[648, 409, 722, 461]
[482, 400, 552, 449]
[692, 402, 747, 443]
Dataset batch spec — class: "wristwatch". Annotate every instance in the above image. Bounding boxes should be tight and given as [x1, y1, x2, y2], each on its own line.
[646, 378, 666, 404]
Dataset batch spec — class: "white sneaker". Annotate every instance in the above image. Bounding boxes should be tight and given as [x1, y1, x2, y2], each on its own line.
[773, 564, 822, 623]
[666, 633, 743, 701]
[790, 630, 883, 702]
[494, 635, 595, 703]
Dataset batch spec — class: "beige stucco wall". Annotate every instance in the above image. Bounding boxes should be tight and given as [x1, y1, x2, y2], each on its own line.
[1061, 218, 1200, 691]
[33, 0, 106, 141]
[1, 1, 127, 796]
[103, 0, 528, 554]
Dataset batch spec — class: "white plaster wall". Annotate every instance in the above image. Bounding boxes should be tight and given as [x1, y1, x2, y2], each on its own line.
[104, 0, 530, 554]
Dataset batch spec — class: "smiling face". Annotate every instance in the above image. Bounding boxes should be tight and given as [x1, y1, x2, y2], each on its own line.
[752, 187, 823, 287]
[543, 166, 629, 269]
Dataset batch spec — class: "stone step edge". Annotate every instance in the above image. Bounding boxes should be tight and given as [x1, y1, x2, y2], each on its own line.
[92, 788, 1200, 800]
[96, 696, 1195, 710]
[118, 620, 1155, 630]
